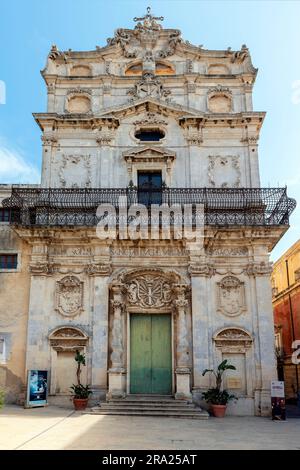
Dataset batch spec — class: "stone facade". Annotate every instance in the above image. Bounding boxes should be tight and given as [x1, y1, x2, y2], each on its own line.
[0, 9, 295, 415]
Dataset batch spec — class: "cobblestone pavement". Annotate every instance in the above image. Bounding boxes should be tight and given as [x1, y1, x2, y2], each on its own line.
[0, 405, 300, 450]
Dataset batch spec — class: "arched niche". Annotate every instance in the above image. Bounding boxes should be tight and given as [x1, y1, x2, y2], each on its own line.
[155, 61, 175, 75]
[66, 94, 91, 113]
[213, 327, 253, 396]
[125, 62, 143, 76]
[208, 94, 231, 113]
[49, 326, 89, 395]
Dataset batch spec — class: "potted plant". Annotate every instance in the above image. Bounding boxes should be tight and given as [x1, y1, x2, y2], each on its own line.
[202, 359, 237, 418]
[70, 350, 92, 410]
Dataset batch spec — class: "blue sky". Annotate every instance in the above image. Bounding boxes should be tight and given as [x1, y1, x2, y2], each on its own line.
[0, 0, 299, 260]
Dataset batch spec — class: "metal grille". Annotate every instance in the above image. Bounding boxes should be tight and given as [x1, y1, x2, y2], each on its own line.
[2, 186, 296, 227]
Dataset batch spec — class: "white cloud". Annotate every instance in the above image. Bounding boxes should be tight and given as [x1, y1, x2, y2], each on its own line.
[0, 143, 40, 184]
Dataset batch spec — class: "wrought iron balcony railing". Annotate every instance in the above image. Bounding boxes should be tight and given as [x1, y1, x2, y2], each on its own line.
[2, 186, 296, 227]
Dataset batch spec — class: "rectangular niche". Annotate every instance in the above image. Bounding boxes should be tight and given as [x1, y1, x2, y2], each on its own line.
[222, 352, 246, 395]
[55, 351, 79, 394]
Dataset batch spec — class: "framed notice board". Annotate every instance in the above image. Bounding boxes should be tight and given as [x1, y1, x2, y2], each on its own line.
[26, 370, 48, 408]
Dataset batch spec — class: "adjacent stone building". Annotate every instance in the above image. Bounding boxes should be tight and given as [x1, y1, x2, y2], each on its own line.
[272, 239, 300, 401]
[0, 9, 296, 415]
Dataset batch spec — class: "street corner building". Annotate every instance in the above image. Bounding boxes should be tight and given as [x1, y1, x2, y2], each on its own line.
[0, 9, 296, 416]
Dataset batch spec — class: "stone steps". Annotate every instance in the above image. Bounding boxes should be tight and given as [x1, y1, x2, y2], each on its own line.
[88, 396, 209, 419]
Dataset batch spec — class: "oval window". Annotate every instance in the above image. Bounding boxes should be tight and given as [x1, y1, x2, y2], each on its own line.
[135, 128, 165, 142]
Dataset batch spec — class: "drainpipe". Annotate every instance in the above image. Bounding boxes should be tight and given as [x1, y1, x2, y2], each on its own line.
[285, 259, 299, 394]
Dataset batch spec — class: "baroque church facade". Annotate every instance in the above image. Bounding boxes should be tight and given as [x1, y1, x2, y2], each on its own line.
[0, 9, 295, 415]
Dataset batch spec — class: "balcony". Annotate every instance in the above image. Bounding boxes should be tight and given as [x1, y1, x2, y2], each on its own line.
[2, 186, 296, 228]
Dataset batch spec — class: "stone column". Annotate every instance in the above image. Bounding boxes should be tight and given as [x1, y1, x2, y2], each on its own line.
[189, 262, 215, 394]
[173, 284, 192, 400]
[248, 261, 276, 416]
[88, 263, 110, 401]
[107, 284, 126, 398]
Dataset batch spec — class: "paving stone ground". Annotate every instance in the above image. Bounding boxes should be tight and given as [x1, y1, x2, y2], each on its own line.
[0, 405, 299, 450]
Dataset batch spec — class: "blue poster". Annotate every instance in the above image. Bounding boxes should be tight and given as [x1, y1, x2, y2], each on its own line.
[26, 370, 48, 407]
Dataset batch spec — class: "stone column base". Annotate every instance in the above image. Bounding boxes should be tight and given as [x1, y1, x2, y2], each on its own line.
[107, 368, 126, 399]
[175, 368, 192, 400]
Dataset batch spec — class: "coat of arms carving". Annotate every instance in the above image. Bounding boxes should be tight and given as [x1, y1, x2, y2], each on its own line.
[55, 275, 84, 317]
[216, 275, 246, 317]
[126, 274, 172, 308]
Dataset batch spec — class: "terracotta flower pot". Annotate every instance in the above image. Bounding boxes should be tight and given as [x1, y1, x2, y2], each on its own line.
[73, 398, 89, 410]
[211, 404, 227, 418]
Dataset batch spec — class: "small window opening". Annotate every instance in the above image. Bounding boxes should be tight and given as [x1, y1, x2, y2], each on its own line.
[135, 129, 165, 142]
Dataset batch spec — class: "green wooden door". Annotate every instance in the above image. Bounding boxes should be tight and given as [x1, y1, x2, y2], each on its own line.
[130, 314, 172, 394]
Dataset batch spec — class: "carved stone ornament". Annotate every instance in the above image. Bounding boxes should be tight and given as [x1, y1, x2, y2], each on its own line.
[59, 154, 91, 188]
[216, 276, 246, 317]
[127, 72, 171, 101]
[55, 275, 84, 317]
[85, 263, 111, 276]
[214, 328, 252, 349]
[49, 327, 88, 352]
[207, 85, 232, 99]
[245, 261, 273, 277]
[106, 8, 181, 60]
[133, 112, 168, 126]
[207, 247, 248, 257]
[188, 263, 215, 277]
[29, 262, 56, 276]
[126, 274, 173, 308]
[208, 155, 241, 188]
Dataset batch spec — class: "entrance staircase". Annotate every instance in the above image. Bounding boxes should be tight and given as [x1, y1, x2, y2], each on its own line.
[89, 395, 209, 419]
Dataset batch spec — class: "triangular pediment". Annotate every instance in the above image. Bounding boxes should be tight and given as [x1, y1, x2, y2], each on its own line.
[123, 146, 176, 162]
[99, 98, 198, 120]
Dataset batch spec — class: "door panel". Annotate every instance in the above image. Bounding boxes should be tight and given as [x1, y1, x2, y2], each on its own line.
[151, 315, 172, 394]
[130, 315, 152, 394]
[130, 314, 172, 394]
[137, 172, 162, 206]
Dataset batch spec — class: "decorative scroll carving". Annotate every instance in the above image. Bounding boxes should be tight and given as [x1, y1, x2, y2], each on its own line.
[208, 155, 241, 188]
[214, 328, 252, 349]
[106, 8, 181, 61]
[246, 261, 273, 276]
[49, 327, 88, 352]
[157, 30, 182, 58]
[216, 276, 246, 317]
[55, 275, 84, 317]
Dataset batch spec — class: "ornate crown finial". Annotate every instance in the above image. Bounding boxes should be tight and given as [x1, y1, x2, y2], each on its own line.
[133, 6, 164, 30]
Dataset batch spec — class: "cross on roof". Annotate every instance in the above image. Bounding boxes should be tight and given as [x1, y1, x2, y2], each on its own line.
[133, 6, 164, 25]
